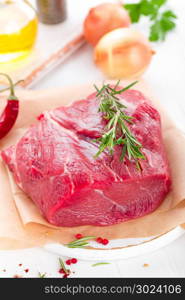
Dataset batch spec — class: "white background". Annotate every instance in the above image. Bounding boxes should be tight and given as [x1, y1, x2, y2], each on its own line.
[0, 0, 185, 278]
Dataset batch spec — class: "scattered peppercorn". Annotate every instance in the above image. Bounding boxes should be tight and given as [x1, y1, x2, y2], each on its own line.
[59, 258, 71, 278]
[96, 237, 103, 243]
[71, 258, 77, 264]
[59, 268, 65, 274]
[66, 259, 71, 265]
[24, 269, 29, 273]
[75, 233, 83, 239]
[96, 237, 109, 245]
[37, 113, 44, 121]
[102, 239, 109, 245]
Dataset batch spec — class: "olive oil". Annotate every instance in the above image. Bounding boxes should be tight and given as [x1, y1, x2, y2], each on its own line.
[0, 1, 38, 63]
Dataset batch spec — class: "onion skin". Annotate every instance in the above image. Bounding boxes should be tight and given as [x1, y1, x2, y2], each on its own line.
[83, 3, 131, 47]
[94, 28, 155, 79]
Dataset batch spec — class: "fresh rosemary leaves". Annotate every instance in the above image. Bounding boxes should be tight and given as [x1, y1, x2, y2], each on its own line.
[38, 272, 46, 278]
[65, 236, 95, 248]
[59, 258, 70, 275]
[92, 262, 110, 267]
[94, 81, 145, 169]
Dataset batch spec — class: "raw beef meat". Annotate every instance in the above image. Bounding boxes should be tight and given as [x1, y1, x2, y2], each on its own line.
[1, 87, 171, 227]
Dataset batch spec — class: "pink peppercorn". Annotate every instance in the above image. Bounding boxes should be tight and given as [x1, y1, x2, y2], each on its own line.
[66, 259, 71, 265]
[102, 239, 109, 245]
[59, 268, 65, 274]
[24, 269, 29, 273]
[75, 233, 83, 239]
[71, 258, 77, 264]
[96, 237, 103, 244]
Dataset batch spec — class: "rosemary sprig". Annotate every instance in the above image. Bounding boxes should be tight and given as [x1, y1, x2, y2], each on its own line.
[94, 81, 145, 169]
[65, 236, 95, 248]
[59, 258, 70, 275]
[38, 272, 46, 278]
[92, 262, 110, 267]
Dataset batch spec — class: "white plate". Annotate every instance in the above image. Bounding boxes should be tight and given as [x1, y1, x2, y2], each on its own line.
[44, 226, 185, 261]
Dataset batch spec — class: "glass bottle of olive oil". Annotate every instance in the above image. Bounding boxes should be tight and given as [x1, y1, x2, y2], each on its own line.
[0, 0, 38, 63]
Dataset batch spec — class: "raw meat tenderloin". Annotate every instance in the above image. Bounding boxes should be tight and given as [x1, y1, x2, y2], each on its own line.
[1, 87, 171, 227]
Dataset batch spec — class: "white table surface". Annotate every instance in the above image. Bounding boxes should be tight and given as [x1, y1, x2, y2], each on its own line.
[0, 0, 185, 278]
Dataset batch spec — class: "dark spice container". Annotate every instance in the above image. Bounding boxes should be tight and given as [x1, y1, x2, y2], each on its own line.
[36, 0, 67, 24]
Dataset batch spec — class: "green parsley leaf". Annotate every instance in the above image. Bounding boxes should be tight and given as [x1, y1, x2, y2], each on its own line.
[160, 16, 176, 32]
[124, 3, 141, 23]
[140, 0, 156, 16]
[151, 0, 167, 8]
[149, 20, 161, 41]
[124, 0, 177, 42]
[149, 9, 176, 42]
[162, 10, 177, 19]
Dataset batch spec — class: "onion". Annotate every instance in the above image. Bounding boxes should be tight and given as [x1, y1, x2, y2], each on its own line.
[83, 3, 131, 46]
[94, 28, 155, 79]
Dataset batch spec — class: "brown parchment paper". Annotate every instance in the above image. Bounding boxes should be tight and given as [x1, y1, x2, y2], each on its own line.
[0, 81, 185, 250]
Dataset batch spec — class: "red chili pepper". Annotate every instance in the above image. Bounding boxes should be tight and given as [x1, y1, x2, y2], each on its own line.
[0, 73, 19, 139]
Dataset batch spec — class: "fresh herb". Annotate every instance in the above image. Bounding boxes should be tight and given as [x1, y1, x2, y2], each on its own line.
[38, 272, 46, 278]
[124, 0, 177, 41]
[65, 236, 95, 248]
[94, 81, 145, 170]
[92, 262, 110, 267]
[59, 258, 70, 275]
[149, 10, 177, 41]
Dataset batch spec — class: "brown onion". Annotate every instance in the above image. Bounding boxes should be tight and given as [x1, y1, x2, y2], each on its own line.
[83, 3, 131, 46]
[94, 28, 155, 79]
